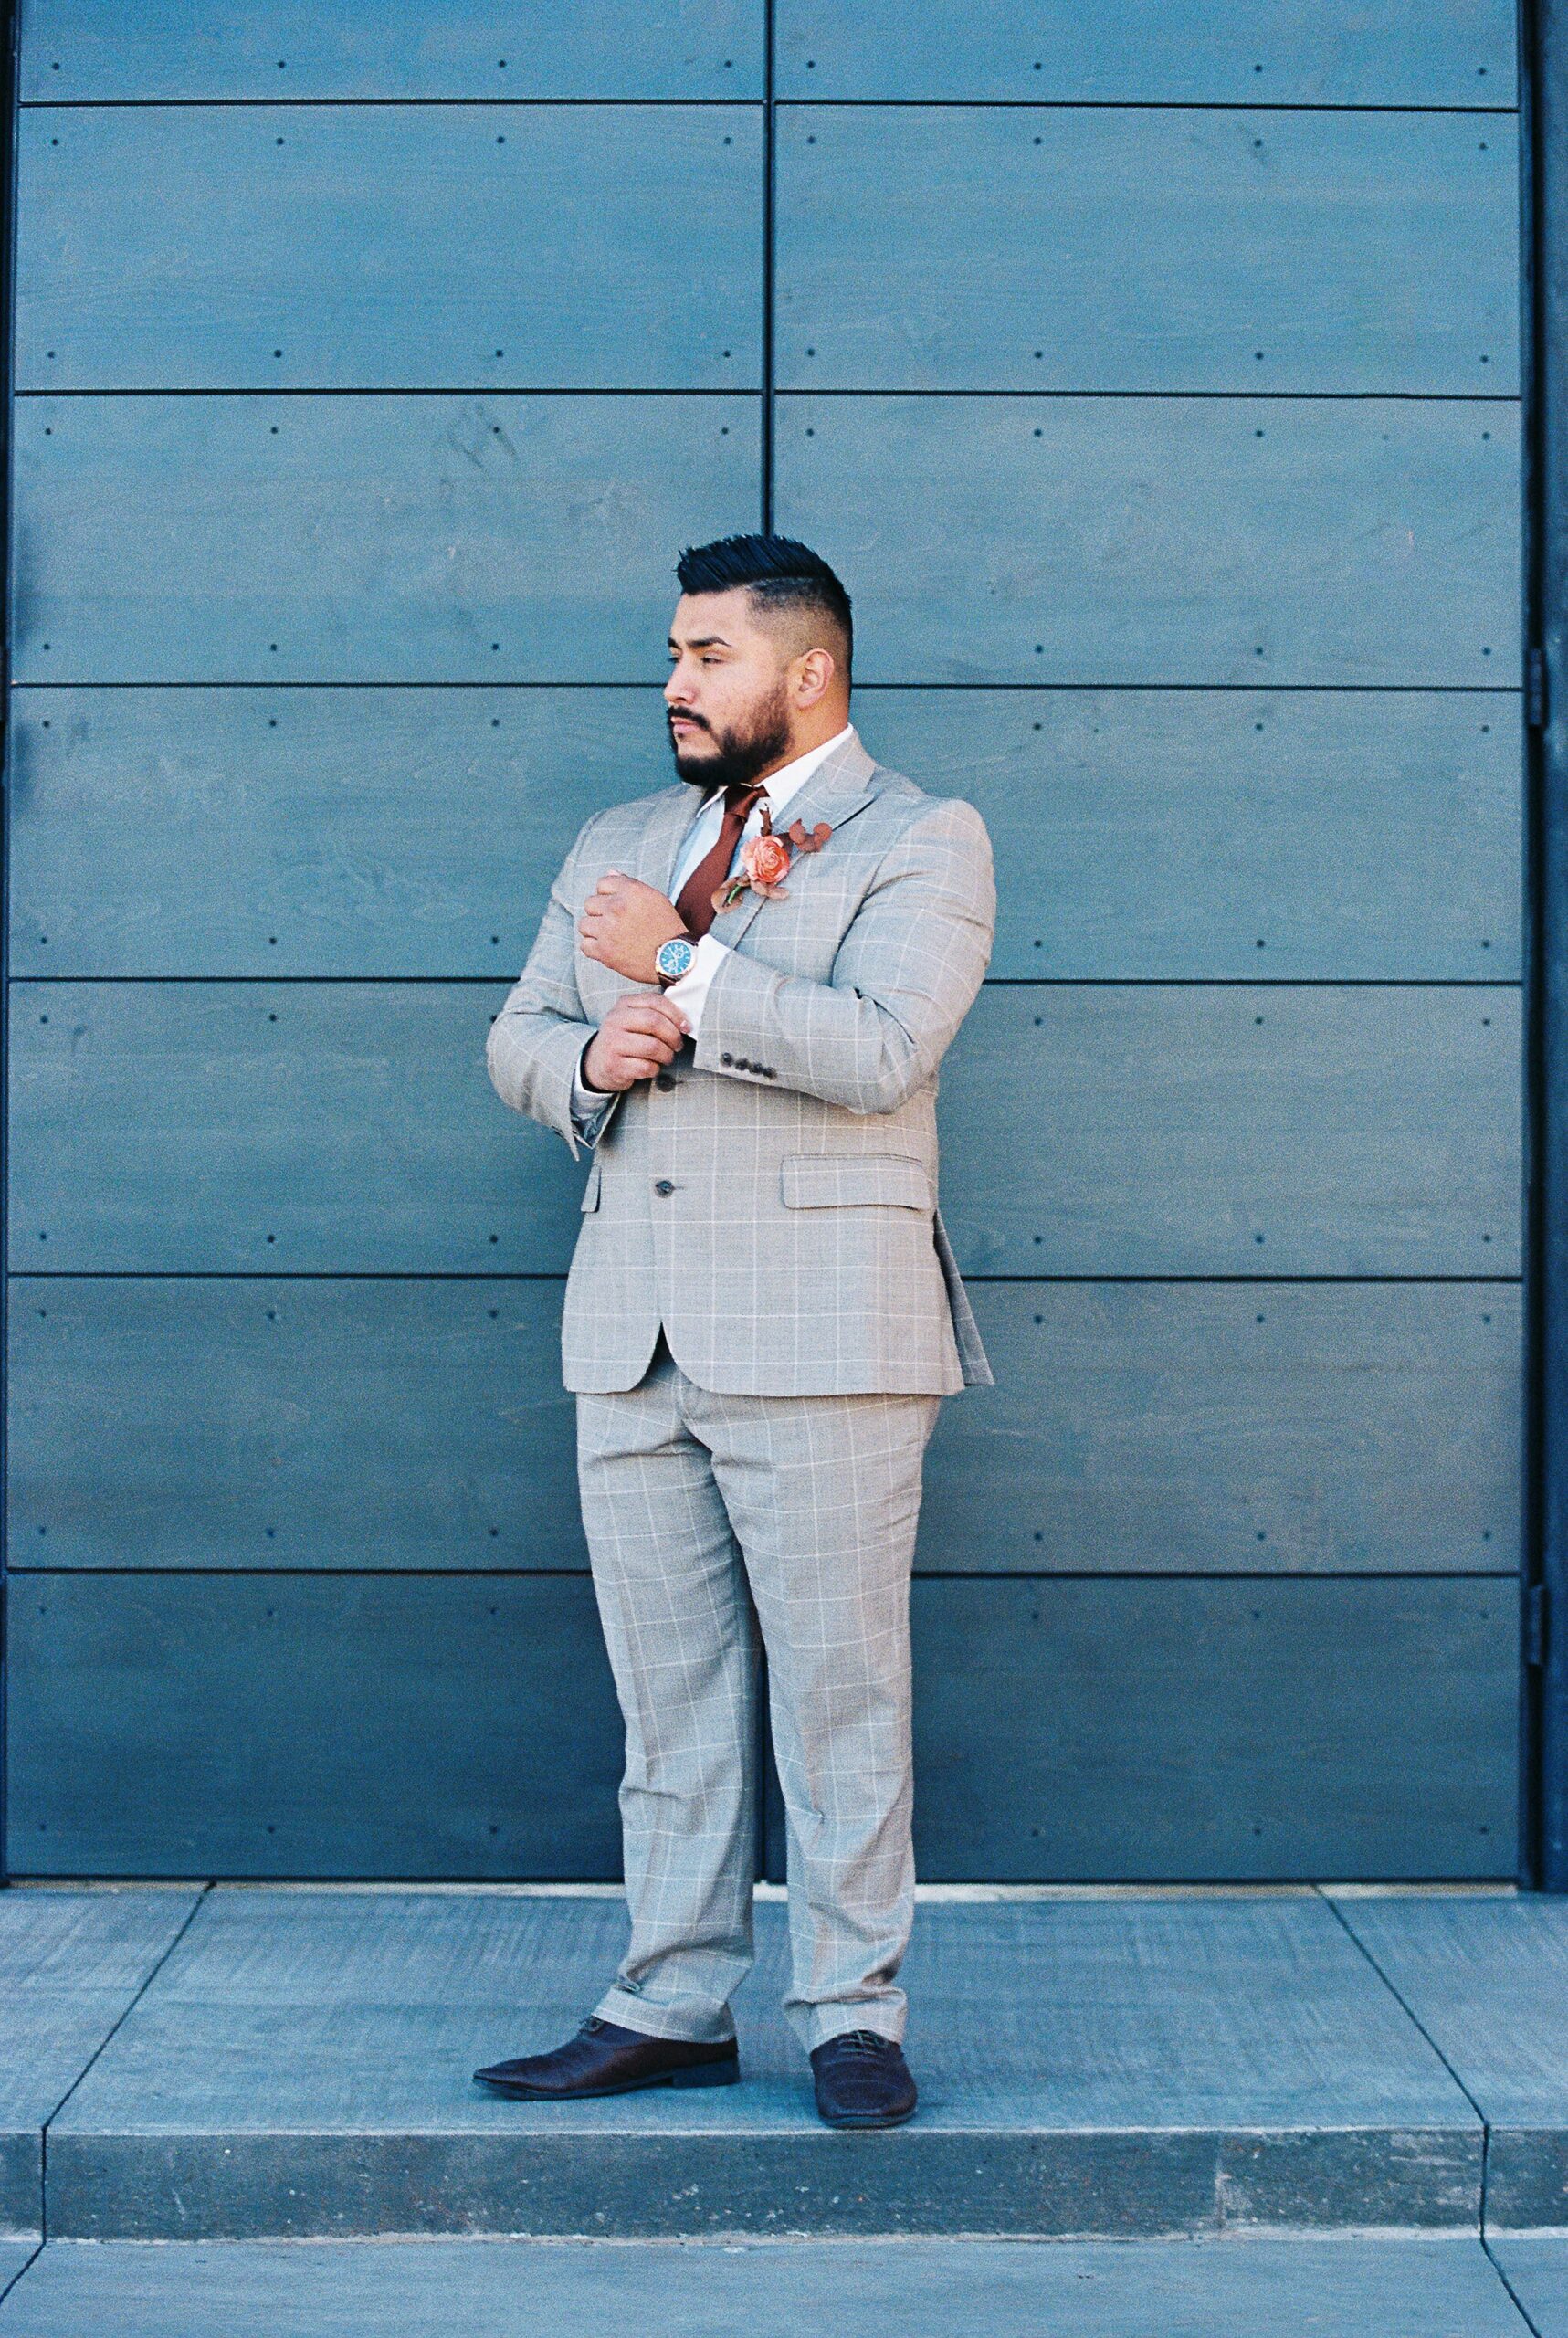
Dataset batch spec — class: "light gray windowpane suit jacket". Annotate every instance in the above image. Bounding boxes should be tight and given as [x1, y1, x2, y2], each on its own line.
[485, 726, 996, 1398]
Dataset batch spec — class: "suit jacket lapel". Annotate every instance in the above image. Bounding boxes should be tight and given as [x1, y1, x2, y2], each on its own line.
[700, 727, 880, 954]
[630, 780, 712, 899]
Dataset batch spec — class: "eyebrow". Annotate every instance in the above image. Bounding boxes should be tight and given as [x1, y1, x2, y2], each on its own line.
[668, 634, 733, 651]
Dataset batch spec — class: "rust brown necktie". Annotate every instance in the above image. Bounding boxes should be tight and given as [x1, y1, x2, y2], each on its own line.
[673, 780, 769, 940]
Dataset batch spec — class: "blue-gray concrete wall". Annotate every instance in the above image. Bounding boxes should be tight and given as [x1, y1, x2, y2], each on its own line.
[2, 1, 1526, 1878]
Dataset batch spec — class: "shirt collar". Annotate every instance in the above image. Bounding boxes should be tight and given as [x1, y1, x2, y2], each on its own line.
[703, 722, 856, 821]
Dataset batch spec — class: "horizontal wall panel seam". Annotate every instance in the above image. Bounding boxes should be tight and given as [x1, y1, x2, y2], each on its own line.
[1, 974, 1531, 986]
[4, 984, 1527, 995]
[767, 101, 1523, 117]
[16, 100, 1526, 113]
[18, 98, 770, 110]
[2, 679, 1533, 689]
[0, 1272, 1531, 1285]
[4, 1269, 1522, 1291]
[3, 679, 1530, 691]
[5, 1568, 1523, 1582]
[13, 386, 772, 398]
[12, 389, 1524, 401]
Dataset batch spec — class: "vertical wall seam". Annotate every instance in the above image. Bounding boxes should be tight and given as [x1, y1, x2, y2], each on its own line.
[754, 0, 777, 1883]
[760, 0, 774, 533]
[0, 0, 20, 1891]
[1519, 0, 1550, 1897]
[1523, 0, 1568, 1891]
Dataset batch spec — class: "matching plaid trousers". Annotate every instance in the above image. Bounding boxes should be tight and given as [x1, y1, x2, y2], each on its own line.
[576, 1326, 942, 2053]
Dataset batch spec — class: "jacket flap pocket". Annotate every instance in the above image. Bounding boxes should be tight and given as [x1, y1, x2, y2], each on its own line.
[580, 1155, 603, 1211]
[780, 1153, 934, 1212]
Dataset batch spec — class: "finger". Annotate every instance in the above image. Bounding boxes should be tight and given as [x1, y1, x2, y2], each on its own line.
[609, 1043, 670, 1079]
[618, 1000, 690, 1042]
[609, 1029, 679, 1068]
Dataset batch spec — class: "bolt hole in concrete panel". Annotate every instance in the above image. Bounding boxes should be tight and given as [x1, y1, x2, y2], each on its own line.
[0, 1279, 587, 1570]
[5, 1280, 1514, 1589]
[774, 397, 1518, 687]
[774, 106, 1515, 394]
[771, 0, 1515, 102]
[15, 105, 763, 388]
[11, 395, 762, 680]
[10, 685, 1517, 981]
[924, 1280, 1520, 1576]
[18, 1, 763, 99]
[932, 984, 1520, 1278]
[6, 984, 1520, 1279]
[4, 1574, 1515, 1876]
[840, 683, 1521, 979]
[6, 982, 594, 1272]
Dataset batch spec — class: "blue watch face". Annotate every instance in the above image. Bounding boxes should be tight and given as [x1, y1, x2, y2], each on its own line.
[659, 937, 696, 977]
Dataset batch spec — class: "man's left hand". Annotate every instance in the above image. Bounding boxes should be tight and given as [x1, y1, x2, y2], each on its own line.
[579, 872, 689, 983]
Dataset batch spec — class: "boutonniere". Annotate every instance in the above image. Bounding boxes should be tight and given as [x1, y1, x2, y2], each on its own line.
[711, 806, 833, 915]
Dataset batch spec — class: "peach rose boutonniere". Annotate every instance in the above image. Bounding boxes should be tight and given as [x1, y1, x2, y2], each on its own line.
[711, 811, 833, 917]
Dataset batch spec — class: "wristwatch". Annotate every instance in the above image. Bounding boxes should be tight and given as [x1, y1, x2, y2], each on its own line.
[654, 933, 697, 987]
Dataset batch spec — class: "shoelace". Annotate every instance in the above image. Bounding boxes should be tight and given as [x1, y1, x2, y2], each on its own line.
[825, 2028, 897, 2058]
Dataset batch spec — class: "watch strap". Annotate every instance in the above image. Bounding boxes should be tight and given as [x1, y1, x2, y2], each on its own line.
[656, 934, 696, 986]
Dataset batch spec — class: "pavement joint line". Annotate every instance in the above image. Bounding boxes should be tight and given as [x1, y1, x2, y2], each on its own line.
[35, 1882, 215, 2242]
[1314, 1884, 1496, 2236]
[1482, 2234, 1549, 2338]
[0, 2241, 43, 2307]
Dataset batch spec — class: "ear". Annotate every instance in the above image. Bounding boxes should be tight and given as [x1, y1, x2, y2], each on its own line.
[791, 645, 837, 711]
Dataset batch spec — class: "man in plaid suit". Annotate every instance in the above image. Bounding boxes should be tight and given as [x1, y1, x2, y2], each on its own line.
[476, 534, 994, 2128]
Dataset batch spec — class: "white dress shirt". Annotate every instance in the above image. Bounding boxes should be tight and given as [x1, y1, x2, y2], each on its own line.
[569, 722, 855, 1138]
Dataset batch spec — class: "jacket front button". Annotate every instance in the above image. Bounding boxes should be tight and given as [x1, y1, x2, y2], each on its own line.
[654, 1072, 675, 1090]
[654, 1179, 675, 1195]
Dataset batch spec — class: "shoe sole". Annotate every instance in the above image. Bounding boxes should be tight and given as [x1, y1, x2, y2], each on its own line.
[816, 2100, 917, 2129]
[816, 2112, 917, 2129]
[473, 2062, 741, 2101]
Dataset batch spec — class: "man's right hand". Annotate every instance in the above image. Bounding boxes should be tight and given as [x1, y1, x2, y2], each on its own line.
[581, 990, 691, 1094]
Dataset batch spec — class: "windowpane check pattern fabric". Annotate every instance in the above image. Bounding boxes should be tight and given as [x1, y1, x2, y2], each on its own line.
[568, 722, 856, 1132]
[486, 725, 995, 2048]
[578, 1328, 941, 2050]
[485, 725, 997, 1397]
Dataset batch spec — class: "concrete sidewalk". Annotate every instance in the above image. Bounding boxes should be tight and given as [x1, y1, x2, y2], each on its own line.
[2, 2234, 1566, 2336]
[4, 1881, 1568, 2246]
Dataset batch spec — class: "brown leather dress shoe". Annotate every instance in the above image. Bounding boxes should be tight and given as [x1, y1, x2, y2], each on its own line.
[473, 2015, 740, 2100]
[809, 2028, 918, 2127]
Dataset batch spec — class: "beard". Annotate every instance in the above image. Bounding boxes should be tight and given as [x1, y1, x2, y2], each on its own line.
[668, 681, 793, 793]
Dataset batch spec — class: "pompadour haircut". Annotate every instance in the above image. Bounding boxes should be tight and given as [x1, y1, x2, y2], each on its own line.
[675, 532, 852, 677]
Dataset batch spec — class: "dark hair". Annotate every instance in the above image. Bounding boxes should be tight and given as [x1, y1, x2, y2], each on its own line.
[675, 532, 852, 677]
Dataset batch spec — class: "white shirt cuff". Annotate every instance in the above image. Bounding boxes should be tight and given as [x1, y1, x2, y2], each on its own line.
[569, 1034, 617, 1133]
[660, 932, 730, 1042]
